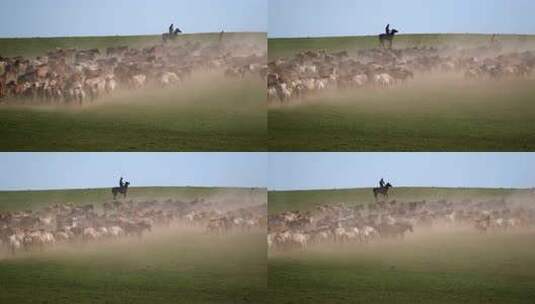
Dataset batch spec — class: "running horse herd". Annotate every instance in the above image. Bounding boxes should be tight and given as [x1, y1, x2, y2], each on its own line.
[268, 198, 535, 251]
[0, 197, 265, 255]
[268, 43, 535, 103]
[0, 39, 266, 104]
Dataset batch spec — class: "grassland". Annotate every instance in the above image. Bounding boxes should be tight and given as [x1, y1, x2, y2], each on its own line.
[268, 34, 535, 151]
[269, 231, 535, 304]
[1, 32, 263, 58]
[1, 230, 267, 304]
[268, 187, 529, 214]
[0, 33, 266, 151]
[0, 186, 265, 212]
[0, 187, 267, 304]
[268, 187, 535, 303]
[268, 34, 535, 60]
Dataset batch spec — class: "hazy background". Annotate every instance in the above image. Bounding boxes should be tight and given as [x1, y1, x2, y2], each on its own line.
[269, 0, 535, 37]
[0, 0, 267, 37]
[0, 153, 267, 190]
[269, 153, 535, 190]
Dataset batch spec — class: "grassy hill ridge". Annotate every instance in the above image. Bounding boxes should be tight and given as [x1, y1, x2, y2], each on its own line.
[0, 33, 267, 151]
[0, 32, 265, 57]
[268, 33, 535, 59]
[0, 186, 265, 212]
[269, 187, 534, 214]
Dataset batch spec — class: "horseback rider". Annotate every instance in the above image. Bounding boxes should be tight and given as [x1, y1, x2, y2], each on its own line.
[379, 178, 385, 188]
[119, 177, 124, 188]
[169, 24, 174, 35]
[385, 24, 391, 35]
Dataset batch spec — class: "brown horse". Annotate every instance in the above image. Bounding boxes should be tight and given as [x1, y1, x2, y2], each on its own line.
[379, 29, 398, 49]
[112, 181, 129, 200]
[162, 28, 182, 43]
[373, 183, 392, 199]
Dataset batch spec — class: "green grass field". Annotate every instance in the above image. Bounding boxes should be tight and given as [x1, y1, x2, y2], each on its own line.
[1, 32, 263, 58]
[268, 34, 535, 151]
[268, 187, 535, 303]
[1, 230, 267, 304]
[0, 33, 266, 151]
[269, 231, 535, 304]
[0, 187, 267, 304]
[0, 186, 265, 212]
[268, 187, 529, 214]
[268, 34, 535, 60]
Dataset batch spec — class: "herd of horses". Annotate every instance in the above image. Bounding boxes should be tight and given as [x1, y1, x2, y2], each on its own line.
[0, 190, 266, 256]
[269, 194, 535, 251]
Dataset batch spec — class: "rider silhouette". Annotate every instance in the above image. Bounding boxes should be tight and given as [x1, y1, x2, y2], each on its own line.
[385, 24, 391, 35]
[379, 178, 385, 188]
[119, 177, 124, 188]
[169, 24, 174, 35]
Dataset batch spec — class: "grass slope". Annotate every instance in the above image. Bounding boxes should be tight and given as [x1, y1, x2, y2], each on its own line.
[0, 231, 267, 304]
[0, 32, 264, 58]
[268, 187, 529, 214]
[268, 34, 535, 151]
[0, 186, 267, 304]
[268, 34, 535, 60]
[269, 231, 535, 304]
[0, 33, 266, 151]
[269, 186, 535, 303]
[0, 186, 264, 212]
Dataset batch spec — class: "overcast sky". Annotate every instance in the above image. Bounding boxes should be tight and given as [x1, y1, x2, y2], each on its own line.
[269, 0, 535, 37]
[0, 153, 267, 191]
[0, 0, 267, 38]
[268, 153, 535, 190]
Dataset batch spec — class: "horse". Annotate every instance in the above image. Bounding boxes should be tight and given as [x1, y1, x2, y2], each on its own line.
[112, 181, 129, 200]
[373, 182, 392, 200]
[379, 29, 398, 49]
[162, 28, 182, 43]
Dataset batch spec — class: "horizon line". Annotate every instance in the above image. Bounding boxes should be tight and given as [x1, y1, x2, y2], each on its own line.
[0, 185, 266, 193]
[0, 31, 267, 40]
[268, 186, 534, 192]
[268, 32, 535, 39]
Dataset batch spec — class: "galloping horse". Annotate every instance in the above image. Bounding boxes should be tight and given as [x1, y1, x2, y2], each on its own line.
[112, 181, 129, 200]
[162, 28, 182, 43]
[379, 29, 398, 49]
[373, 182, 392, 199]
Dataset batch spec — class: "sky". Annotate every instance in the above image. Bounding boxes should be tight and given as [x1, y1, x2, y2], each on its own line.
[2, 153, 534, 191]
[268, 153, 535, 190]
[0, 0, 267, 38]
[0, 153, 267, 191]
[269, 0, 535, 37]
